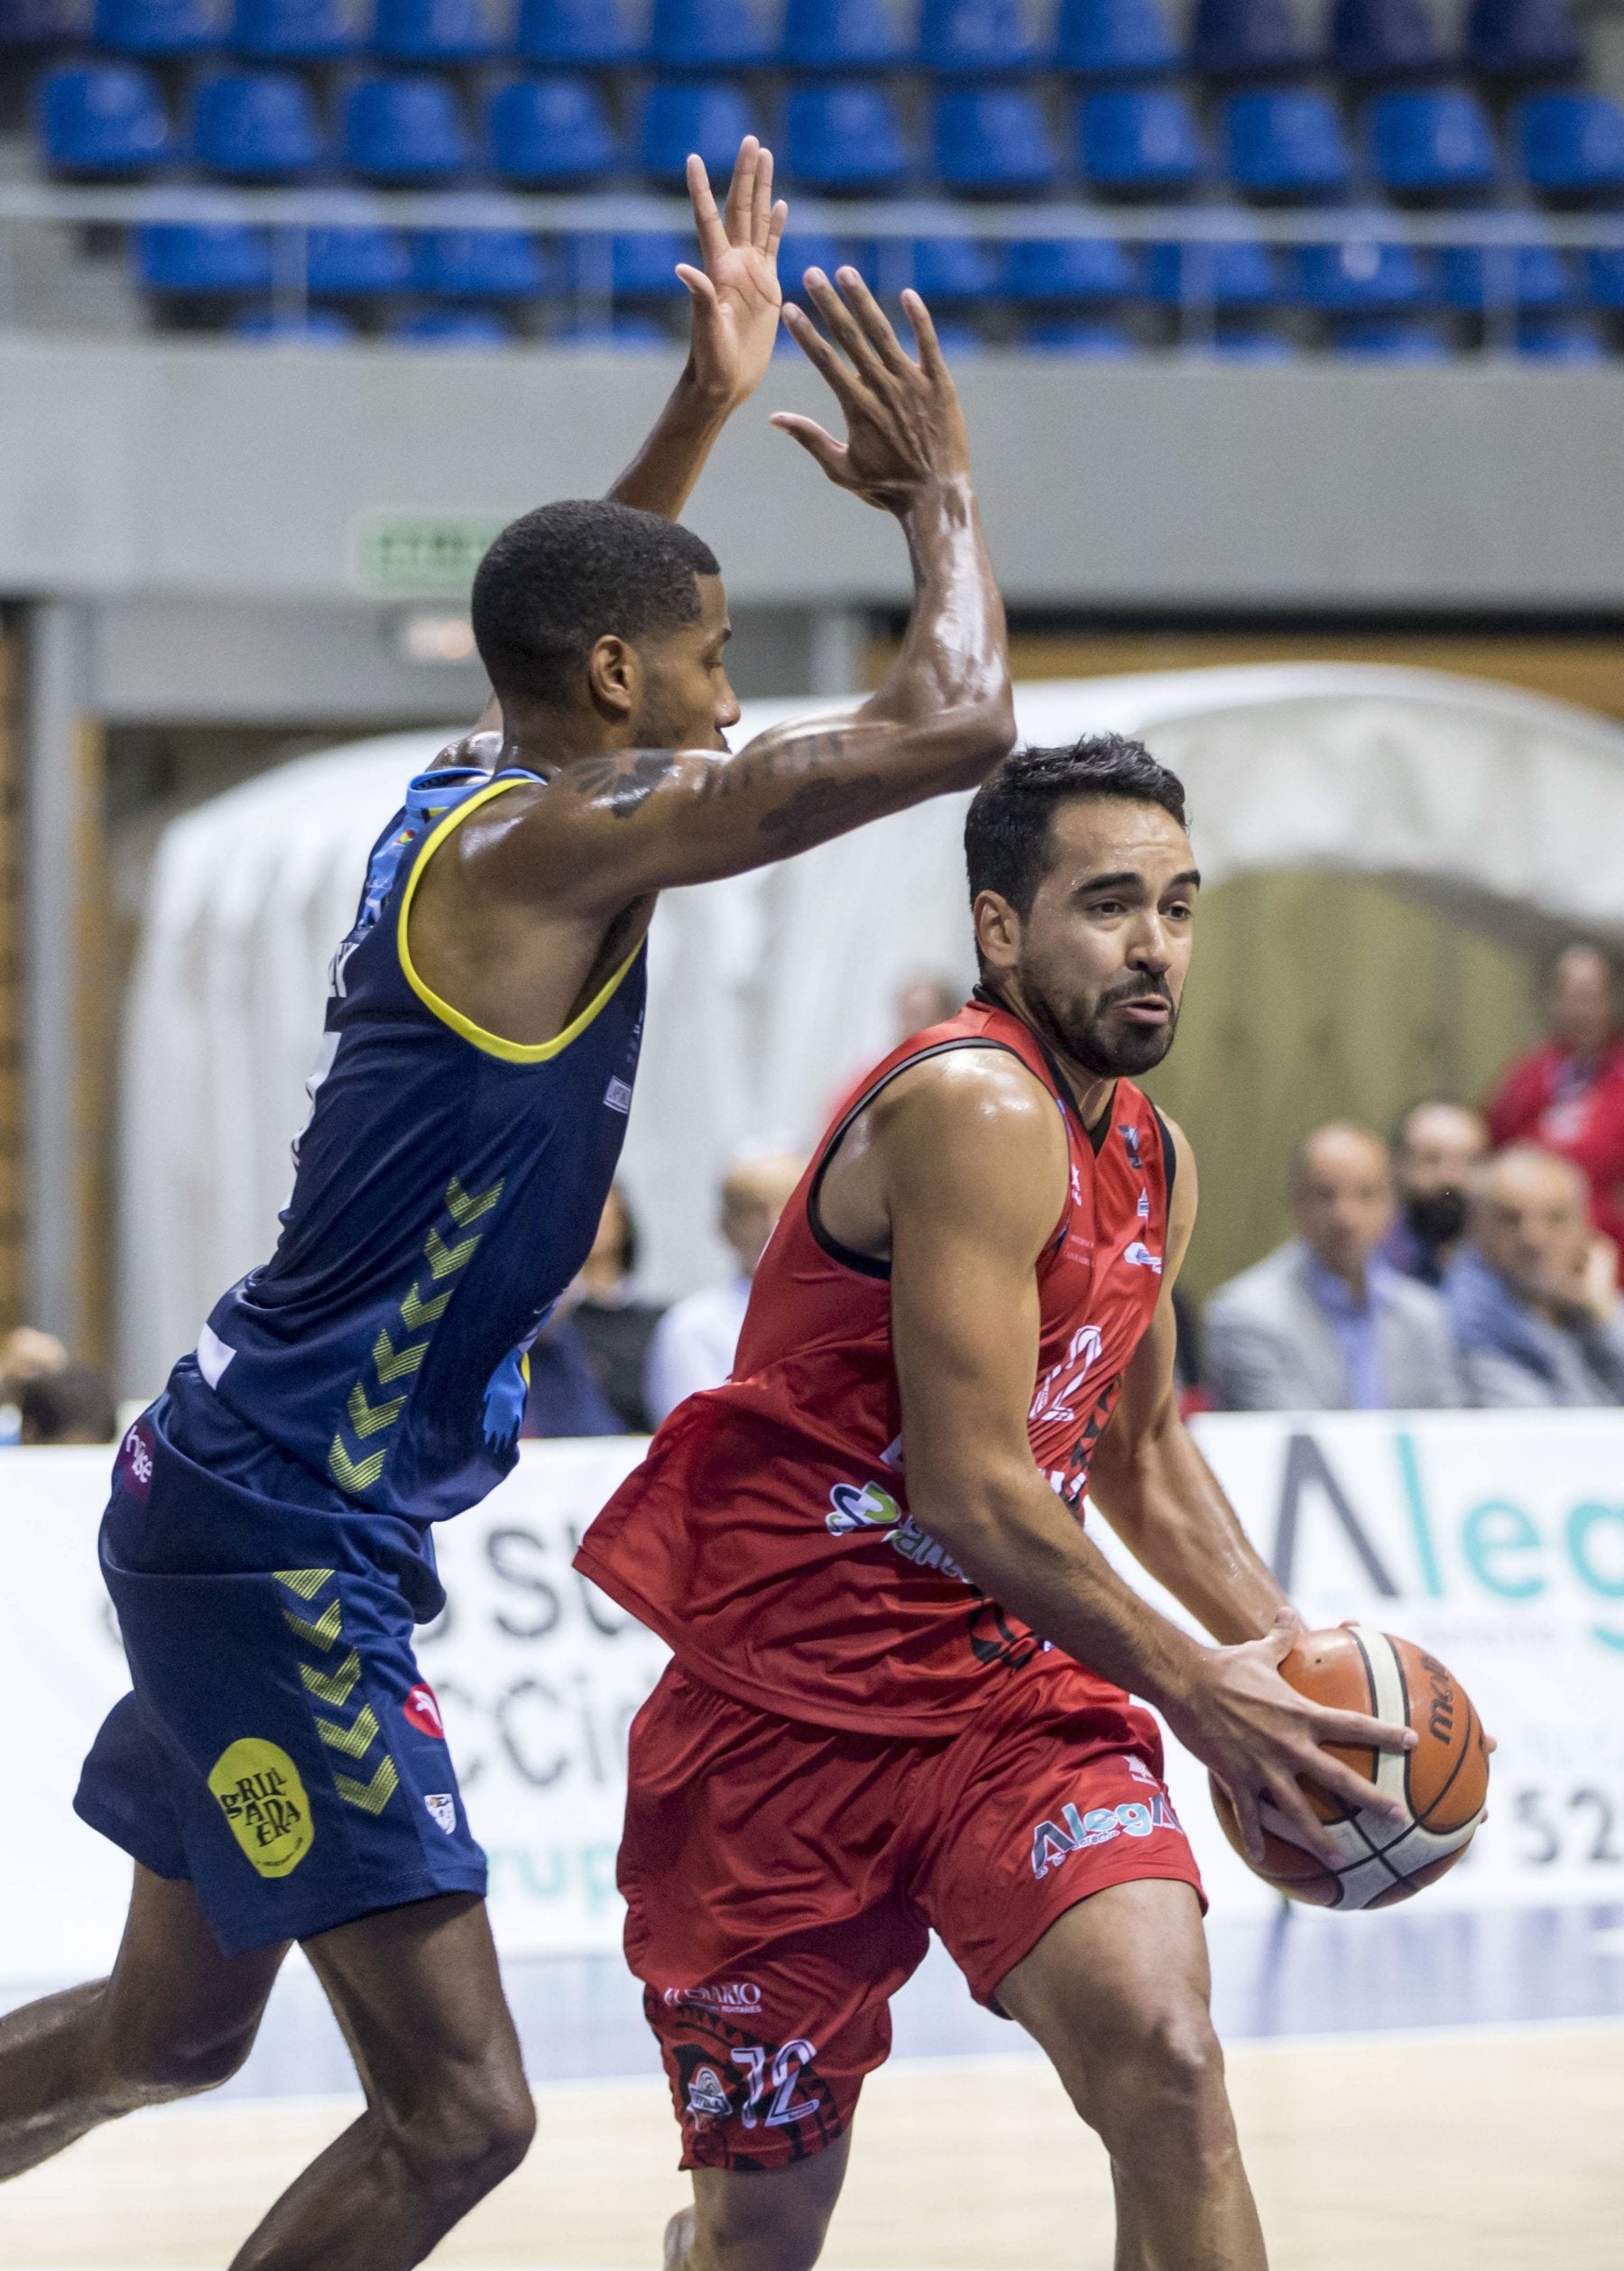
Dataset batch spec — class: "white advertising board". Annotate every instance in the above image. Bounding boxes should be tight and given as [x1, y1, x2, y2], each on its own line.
[1, 1411, 1618, 1980]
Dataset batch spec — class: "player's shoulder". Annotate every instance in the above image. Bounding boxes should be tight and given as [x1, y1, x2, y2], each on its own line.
[872, 1039, 1060, 1144]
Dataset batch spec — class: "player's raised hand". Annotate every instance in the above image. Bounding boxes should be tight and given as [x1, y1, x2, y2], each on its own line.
[677, 135, 788, 409]
[773, 268, 971, 514]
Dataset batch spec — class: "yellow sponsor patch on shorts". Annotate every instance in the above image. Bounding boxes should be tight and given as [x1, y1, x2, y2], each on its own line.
[208, 1739, 314, 1879]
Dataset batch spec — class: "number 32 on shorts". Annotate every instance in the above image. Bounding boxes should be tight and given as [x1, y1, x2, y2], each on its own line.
[729, 2039, 821, 2130]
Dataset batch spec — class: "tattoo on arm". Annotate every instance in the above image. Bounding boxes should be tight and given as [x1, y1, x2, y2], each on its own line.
[758, 773, 886, 856]
[565, 749, 682, 818]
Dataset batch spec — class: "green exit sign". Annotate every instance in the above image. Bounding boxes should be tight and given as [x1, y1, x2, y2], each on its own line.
[354, 513, 508, 596]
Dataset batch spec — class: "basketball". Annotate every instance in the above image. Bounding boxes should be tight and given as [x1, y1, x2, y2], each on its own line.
[1209, 1624, 1490, 1911]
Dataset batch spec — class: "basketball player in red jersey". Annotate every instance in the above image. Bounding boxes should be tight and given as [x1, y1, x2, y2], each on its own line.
[577, 738, 1419, 2271]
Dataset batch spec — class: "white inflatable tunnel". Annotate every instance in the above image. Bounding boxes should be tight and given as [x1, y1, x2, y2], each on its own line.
[119, 664, 1624, 1397]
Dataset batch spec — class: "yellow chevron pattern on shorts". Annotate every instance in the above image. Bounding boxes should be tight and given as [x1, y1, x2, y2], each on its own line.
[300, 1648, 363, 1708]
[346, 1380, 407, 1440]
[372, 1327, 428, 1384]
[281, 1598, 345, 1651]
[400, 1282, 452, 1333]
[447, 1174, 503, 1228]
[327, 1438, 387, 1494]
[316, 1702, 381, 1760]
[333, 1756, 400, 1815]
[273, 1568, 335, 1602]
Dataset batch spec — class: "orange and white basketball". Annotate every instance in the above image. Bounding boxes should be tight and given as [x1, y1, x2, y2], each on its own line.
[1209, 1624, 1490, 1910]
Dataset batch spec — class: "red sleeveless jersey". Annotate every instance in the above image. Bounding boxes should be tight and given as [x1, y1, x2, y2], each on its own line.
[576, 1001, 1174, 1738]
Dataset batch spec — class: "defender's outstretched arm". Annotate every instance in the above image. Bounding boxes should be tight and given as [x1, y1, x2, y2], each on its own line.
[608, 139, 787, 523]
[488, 272, 1014, 905]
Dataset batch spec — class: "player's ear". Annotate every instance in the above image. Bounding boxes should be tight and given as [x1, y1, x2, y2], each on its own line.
[586, 633, 639, 721]
[973, 888, 1020, 977]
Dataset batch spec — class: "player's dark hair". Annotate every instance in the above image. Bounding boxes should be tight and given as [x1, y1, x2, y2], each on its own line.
[964, 734, 1189, 922]
[470, 499, 720, 704]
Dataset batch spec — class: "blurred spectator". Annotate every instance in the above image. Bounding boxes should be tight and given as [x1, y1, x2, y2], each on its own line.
[0, 1325, 69, 1445]
[892, 971, 964, 1040]
[570, 1184, 666, 1433]
[1485, 943, 1624, 1251]
[1444, 1145, 1624, 1407]
[646, 1152, 807, 1423]
[1203, 1122, 1461, 1410]
[1382, 1100, 1490, 1288]
[18, 1362, 117, 1445]
[521, 1309, 623, 1439]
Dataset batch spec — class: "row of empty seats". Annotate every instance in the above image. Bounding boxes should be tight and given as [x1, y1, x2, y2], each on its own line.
[130, 215, 1624, 308]
[39, 69, 1624, 199]
[0, 0, 1592, 80]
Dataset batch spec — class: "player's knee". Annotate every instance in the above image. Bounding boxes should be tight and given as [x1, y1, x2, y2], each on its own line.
[1089, 2006, 1233, 2174]
[105, 2012, 259, 2106]
[391, 2056, 537, 2202]
[692, 2192, 831, 2271]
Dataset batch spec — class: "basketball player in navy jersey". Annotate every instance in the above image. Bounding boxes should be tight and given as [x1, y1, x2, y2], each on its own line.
[0, 143, 1013, 2268]
[578, 739, 1422, 2271]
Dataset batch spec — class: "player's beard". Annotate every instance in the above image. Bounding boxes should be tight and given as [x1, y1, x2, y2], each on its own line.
[1026, 966, 1180, 1079]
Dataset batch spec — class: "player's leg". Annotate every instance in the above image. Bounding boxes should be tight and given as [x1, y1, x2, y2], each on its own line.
[667, 2135, 853, 2271]
[994, 1880, 1264, 2271]
[228, 1888, 534, 2271]
[0, 1864, 286, 2178]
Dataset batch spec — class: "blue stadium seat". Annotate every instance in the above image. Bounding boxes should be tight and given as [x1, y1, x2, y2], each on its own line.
[94, 0, 220, 53]
[639, 81, 759, 186]
[577, 230, 691, 297]
[1024, 317, 1137, 354]
[1292, 236, 1431, 309]
[303, 222, 412, 292]
[0, 0, 94, 45]
[935, 89, 1058, 192]
[1191, 0, 1309, 77]
[515, 0, 640, 64]
[1330, 0, 1444, 80]
[374, 0, 501, 61]
[233, 306, 355, 340]
[1329, 318, 1450, 357]
[1368, 88, 1498, 200]
[1077, 88, 1204, 195]
[134, 219, 272, 290]
[1143, 235, 1276, 304]
[1006, 235, 1134, 299]
[1056, 0, 1177, 78]
[343, 75, 468, 180]
[775, 231, 853, 298]
[1465, 0, 1581, 80]
[782, 0, 905, 70]
[1224, 88, 1352, 199]
[927, 318, 983, 355]
[1438, 240, 1572, 308]
[490, 77, 618, 182]
[393, 308, 512, 344]
[897, 235, 1002, 300]
[232, 0, 362, 59]
[648, 0, 772, 69]
[411, 227, 548, 296]
[918, 0, 1041, 75]
[785, 84, 909, 189]
[192, 70, 322, 179]
[1583, 247, 1624, 305]
[1196, 326, 1296, 356]
[555, 312, 675, 345]
[1516, 315, 1607, 357]
[38, 62, 170, 172]
[1517, 94, 1624, 202]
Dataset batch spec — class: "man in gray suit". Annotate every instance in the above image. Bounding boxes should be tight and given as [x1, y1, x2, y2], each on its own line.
[1204, 1122, 1463, 1410]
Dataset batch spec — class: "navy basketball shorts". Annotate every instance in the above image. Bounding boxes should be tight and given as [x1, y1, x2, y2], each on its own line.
[74, 1407, 486, 1957]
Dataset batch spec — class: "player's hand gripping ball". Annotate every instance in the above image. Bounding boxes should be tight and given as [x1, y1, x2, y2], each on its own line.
[1209, 1624, 1490, 1909]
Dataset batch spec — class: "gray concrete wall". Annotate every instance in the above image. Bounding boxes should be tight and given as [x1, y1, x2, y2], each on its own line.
[0, 337, 1619, 621]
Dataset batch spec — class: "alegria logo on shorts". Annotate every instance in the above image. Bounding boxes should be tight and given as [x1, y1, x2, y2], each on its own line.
[826, 1481, 900, 1537]
[1029, 1794, 1185, 1879]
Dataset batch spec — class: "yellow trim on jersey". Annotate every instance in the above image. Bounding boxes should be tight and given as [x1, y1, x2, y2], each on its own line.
[396, 776, 641, 1065]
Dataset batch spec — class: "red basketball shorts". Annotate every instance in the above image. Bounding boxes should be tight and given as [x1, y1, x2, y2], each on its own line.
[619, 1657, 1204, 2172]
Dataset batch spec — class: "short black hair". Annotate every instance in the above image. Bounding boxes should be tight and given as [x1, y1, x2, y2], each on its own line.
[19, 1362, 116, 1445]
[470, 499, 721, 705]
[964, 734, 1189, 919]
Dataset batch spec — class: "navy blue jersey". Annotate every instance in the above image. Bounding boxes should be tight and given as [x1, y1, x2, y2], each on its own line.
[189, 763, 646, 1528]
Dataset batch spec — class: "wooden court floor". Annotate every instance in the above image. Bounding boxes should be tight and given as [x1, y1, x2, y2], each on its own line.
[0, 2022, 1615, 2270]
